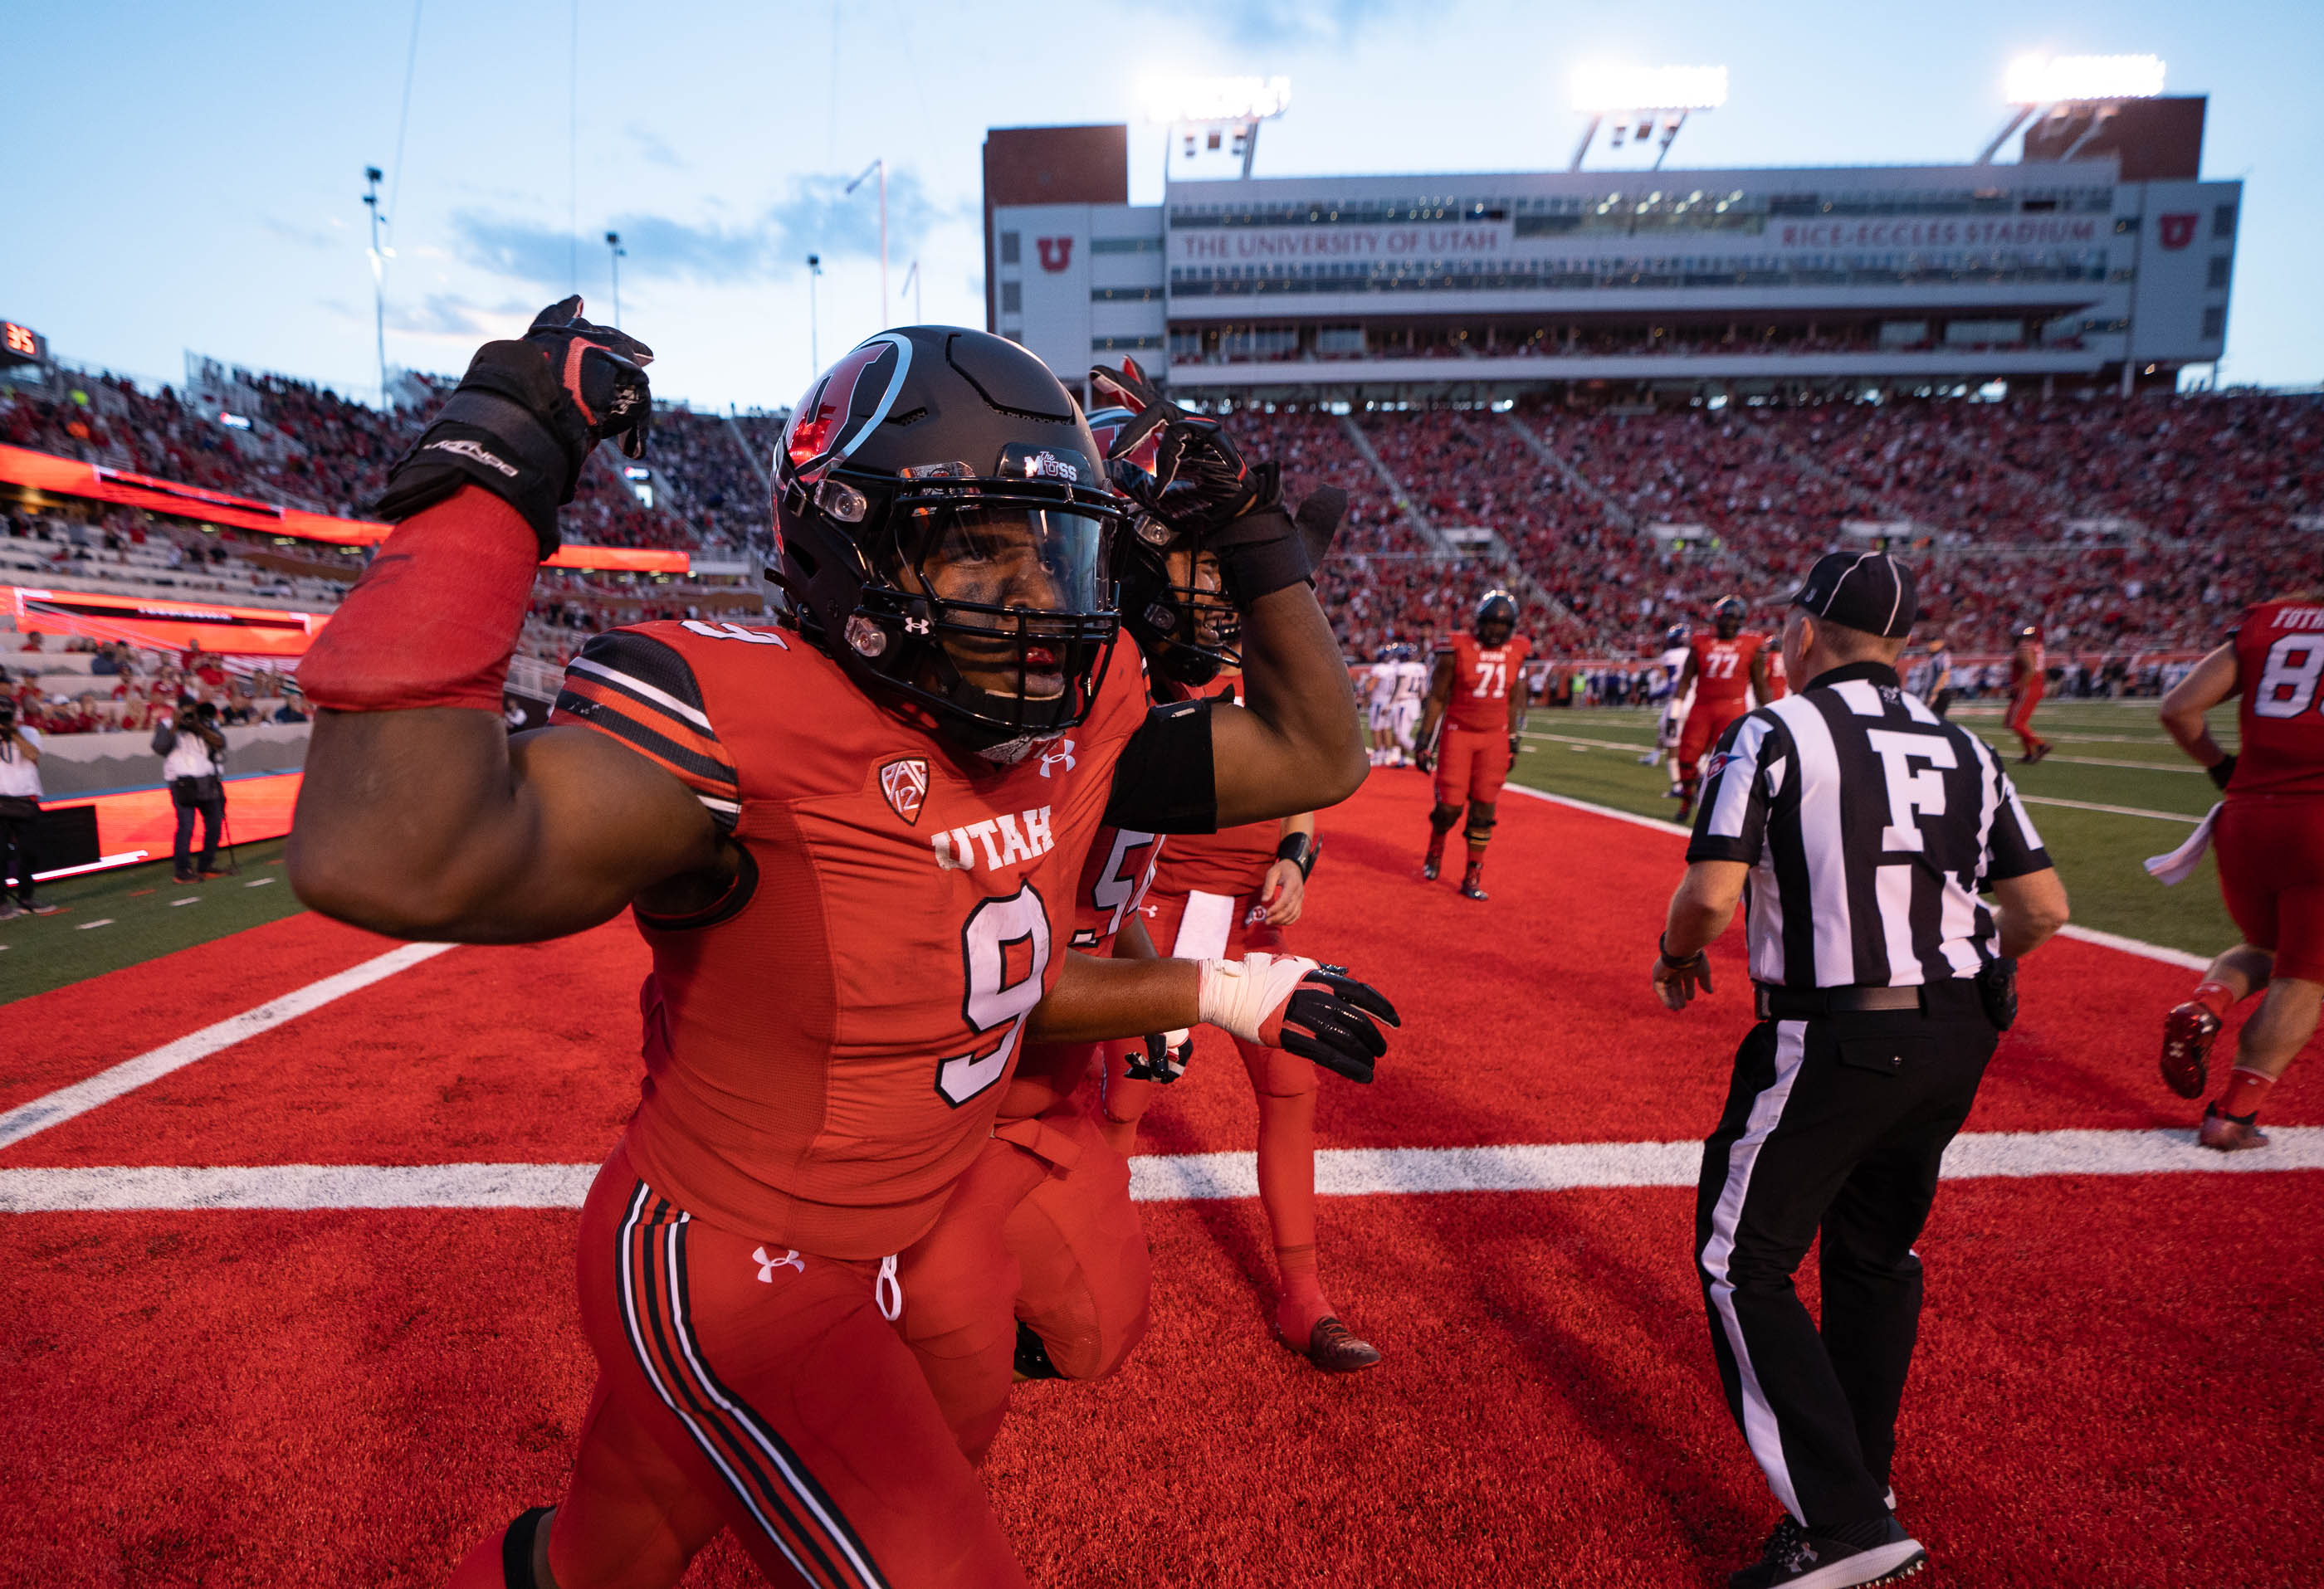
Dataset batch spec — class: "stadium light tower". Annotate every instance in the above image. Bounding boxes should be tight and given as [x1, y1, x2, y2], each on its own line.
[604, 232, 626, 329]
[1568, 64, 1727, 172]
[361, 165, 393, 407]
[1140, 76, 1291, 184]
[845, 158, 888, 328]
[1979, 52, 2166, 163]
[901, 258, 921, 326]
[806, 252, 823, 378]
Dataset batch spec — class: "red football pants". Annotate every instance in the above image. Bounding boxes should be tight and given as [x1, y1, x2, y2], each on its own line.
[2006, 680, 2046, 751]
[2217, 797, 2324, 983]
[1433, 725, 1512, 807]
[892, 1046, 1150, 1465]
[1678, 698, 1749, 780]
[540, 1141, 1027, 1589]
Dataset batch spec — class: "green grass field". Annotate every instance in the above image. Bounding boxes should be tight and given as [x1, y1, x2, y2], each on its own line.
[0, 838, 305, 1004]
[1510, 698, 2238, 958]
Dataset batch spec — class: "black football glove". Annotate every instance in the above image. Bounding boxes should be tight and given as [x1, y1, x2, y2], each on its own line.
[1123, 1028, 1194, 1085]
[375, 295, 653, 556]
[1510, 732, 1523, 759]
[1197, 953, 1399, 1085]
[2208, 754, 2237, 792]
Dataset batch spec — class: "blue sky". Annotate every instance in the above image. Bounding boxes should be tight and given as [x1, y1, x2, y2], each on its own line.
[11, 0, 2320, 409]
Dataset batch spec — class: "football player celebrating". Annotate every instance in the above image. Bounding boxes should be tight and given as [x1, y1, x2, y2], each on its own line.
[1668, 595, 1768, 824]
[2008, 621, 2052, 763]
[1643, 621, 1692, 777]
[288, 309, 1392, 1589]
[2155, 590, 2324, 1150]
[1415, 589, 1531, 899]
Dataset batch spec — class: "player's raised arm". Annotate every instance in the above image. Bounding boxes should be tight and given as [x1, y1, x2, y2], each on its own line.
[289, 300, 727, 943]
[1089, 361, 1365, 829]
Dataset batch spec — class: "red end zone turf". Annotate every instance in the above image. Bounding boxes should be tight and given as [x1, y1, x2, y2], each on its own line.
[0, 774, 2317, 1585]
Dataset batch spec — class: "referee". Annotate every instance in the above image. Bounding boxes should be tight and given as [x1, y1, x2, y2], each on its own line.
[1651, 551, 2070, 1589]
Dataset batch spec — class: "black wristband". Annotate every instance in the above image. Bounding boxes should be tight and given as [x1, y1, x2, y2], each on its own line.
[1206, 494, 1313, 608]
[1276, 831, 1318, 880]
[1658, 933, 1702, 969]
[2208, 754, 2237, 792]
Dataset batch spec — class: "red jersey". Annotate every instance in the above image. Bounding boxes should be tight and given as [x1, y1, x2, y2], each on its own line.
[1764, 648, 1789, 700]
[551, 621, 1150, 1257]
[1688, 632, 1765, 710]
[1150, 671, 1277, 897]
[2231, 600, 2324, 798]
[1441, 632, 1532, 734]
[1067, 824, 1164, 953]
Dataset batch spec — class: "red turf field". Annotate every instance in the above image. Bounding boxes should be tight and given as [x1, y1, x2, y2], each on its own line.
[2, 774, 2317, 1587]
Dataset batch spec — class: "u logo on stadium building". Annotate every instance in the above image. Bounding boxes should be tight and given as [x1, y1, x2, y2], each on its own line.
[2157, 213, 2198, 250]
[1037, 236, 1074, 272]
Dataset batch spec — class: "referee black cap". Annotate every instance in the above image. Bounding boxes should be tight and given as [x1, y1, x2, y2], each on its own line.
[1790, 550, 1917, 638]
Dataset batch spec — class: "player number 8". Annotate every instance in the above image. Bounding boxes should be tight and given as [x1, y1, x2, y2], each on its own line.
[2254, 636, 2324, 719]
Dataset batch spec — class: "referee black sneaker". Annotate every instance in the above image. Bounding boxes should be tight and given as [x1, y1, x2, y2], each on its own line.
[1729, 1513, 1927, 1588]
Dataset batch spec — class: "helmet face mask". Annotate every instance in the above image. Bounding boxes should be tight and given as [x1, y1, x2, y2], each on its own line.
[1712, 595, 1745, 640]
[1091, 401, 1243, 688]
[772, 328, 1130, 750]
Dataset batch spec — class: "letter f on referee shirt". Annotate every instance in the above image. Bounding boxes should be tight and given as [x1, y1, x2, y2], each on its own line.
[1864, 729, 1956, 852]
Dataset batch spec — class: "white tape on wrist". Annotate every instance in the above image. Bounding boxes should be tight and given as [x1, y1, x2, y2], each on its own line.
[1195, 953, 1318, 1043]
[1161, 1027, 1192, 1048]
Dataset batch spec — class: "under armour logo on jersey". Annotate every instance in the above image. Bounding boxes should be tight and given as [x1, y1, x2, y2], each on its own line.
[753, 1245, 803, 1282]
[1037, 739, 1077, 777]
[930, 805, 1055, 873]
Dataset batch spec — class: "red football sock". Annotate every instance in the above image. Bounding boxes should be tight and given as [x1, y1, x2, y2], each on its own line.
[2216, 1068, 2275, 1120]
[1254, 1088, 1330, 1339]
[2190, 980, 2239, 1021]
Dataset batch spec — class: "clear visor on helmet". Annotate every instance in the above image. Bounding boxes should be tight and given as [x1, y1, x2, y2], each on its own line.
[891, 502, 1113, 626]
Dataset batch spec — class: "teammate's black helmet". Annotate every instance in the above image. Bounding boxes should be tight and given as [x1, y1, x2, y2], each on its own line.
[1089, 403, 1238, 687]
[2016, 622, 2043, 642]
[771, 327, 1132, 750]
[1474, 588, 1518, 646]
[1712, 595, 1746, 639]
[1663, 622, 1691, 650]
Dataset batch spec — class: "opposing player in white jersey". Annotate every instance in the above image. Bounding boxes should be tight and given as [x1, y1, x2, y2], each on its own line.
[1365, 649, 1399, 766]
[1643, 623, 1693, 785]
[1390, 644, 1430, 764]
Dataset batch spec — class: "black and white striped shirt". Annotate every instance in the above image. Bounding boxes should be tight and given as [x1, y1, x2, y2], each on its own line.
[1685, 660, 2050, 988]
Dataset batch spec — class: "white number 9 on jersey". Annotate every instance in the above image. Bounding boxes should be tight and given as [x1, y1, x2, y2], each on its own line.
[935, 885, 1052, 1107]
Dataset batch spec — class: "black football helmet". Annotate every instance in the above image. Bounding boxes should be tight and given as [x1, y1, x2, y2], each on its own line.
[1089, 402, 1238, 687]
[771, 327, 1132, 750]
[1475, 589, 1518, 646]
[1663, 623, 1692, 650]
[1711, 595, 1746, 639]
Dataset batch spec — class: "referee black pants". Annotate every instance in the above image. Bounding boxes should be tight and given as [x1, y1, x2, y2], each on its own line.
[1693, 997, 1999, 1528]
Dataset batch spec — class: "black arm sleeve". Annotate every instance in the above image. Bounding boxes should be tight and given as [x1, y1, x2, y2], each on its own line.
[1103, 697, 1219, 835]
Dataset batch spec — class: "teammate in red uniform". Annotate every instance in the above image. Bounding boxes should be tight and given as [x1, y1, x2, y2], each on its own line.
[1415, 589, 1531, 899]
[287, 311, 1391, 1587]
[1669, 594, 1769, 824]
[2007, 622, 2052, 763]
[2156, 593, 2324, 1150]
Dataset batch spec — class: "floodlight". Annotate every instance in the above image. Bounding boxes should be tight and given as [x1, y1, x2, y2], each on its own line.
[1570, 64, 1728, 112]
[2004, 53, 2164, 103]
[1138, 75, 1292, 124]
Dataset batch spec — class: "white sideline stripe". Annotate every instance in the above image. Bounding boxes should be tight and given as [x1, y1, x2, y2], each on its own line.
[2, 1128, 2317, 1211]
[1512, 784, 2221, 967]
[0, 942, 456, 1151]
[2058, 924, 2213, 971]
[2018, 794, 2202, 823]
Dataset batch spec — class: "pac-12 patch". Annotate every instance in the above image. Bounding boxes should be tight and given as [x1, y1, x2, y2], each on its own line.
[880, 758, 930, 826]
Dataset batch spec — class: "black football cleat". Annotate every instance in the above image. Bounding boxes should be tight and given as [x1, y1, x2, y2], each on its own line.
[1729, 1513, 1927, 1588]
[1013, 1319, 1062, 1382]
[1285, 1316, 1382, 1374]
[1459, 867, 1489, 901]
[1422, 853, 1443, 881]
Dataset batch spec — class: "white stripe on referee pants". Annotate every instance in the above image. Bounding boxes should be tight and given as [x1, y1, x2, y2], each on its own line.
[1700, 1018, 1809, 1524]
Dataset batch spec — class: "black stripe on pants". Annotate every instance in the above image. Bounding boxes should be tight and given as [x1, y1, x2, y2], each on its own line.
[1694, 1005, 1996, 1528]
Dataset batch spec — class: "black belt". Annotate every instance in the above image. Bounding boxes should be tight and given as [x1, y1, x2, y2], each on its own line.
[1754, 982, 1983, 1021]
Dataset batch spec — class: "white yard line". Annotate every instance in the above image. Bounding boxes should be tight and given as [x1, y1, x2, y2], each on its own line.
[2, 1128, 2315, 1212]
[2016, 794, 2203, 823]
[2058, 924, 2213, 972]
[1504, 782, 1692, 836]
[0, 942, 456, 1151]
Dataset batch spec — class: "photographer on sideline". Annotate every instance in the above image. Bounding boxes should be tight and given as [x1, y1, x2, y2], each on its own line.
[153, 696, 228, 883]
[0, 696, 59, 919]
